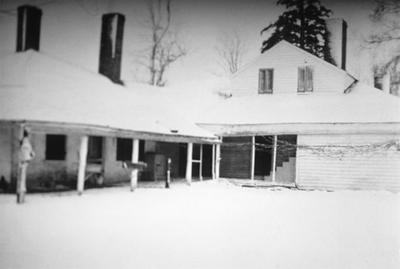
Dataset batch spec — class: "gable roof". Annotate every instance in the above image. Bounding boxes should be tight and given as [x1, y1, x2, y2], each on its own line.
[0, 50, 217, 142]
[232, 40, 356, 84]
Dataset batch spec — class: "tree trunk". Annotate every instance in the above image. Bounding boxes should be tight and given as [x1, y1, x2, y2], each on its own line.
[299, 0, 305, 49]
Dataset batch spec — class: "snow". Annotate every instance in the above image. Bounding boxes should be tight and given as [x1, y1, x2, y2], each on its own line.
[0, 50, 217, 141]
[124, 81, 224, 122]
[0, 180, 399, 269]
[197, 82, 400, 125]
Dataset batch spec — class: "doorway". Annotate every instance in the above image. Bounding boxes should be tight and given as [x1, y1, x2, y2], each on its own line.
[254, 136, 273, 180]
[178, 143, 213, 180]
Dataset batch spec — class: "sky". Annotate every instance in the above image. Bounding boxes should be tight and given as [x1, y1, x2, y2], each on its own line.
[0, 0, 391, 89]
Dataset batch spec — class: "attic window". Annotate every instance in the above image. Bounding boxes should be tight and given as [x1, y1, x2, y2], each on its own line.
[298, 66, 313, 92]
[259, 68, 273, 94]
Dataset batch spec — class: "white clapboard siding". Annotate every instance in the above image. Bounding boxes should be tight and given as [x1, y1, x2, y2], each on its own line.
[296, 134, 400, 192]
[230, 41, 354, 96]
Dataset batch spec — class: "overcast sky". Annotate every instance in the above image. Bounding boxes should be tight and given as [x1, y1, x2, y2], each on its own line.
[0, 0, 388, 89]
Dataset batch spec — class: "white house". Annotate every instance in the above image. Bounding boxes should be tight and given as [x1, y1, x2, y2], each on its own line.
[0, 5, 399, 194]
[0, 5, 219, 194]
[197, 26, 400, 191]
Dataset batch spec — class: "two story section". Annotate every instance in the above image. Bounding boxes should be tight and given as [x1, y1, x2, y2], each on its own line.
[198, 19, 400, 191]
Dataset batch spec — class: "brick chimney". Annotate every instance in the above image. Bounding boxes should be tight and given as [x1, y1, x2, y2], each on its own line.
[326, 18, 347, 70]
[16, 5, 42, 52]
[98, 13, 125, 85]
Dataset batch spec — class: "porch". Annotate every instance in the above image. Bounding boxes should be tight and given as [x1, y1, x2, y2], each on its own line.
[220, 135, 298, 186]
[0, 121, 220, 196]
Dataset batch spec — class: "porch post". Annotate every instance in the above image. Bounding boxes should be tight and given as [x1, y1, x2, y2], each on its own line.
[130, 138, 139, 191]
[271, 135, 277, 183]
[251, 136, 255, 182]
[77, 135, 88, 195]
[215, 143, 221, 179]
[199, 144, 203, 181]
[16, 125, 34, 204]
[185, 142, 193, 185]
[211, 144, 216, 180]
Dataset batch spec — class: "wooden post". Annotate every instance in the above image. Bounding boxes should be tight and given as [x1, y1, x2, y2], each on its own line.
[77, 135, 88, 195]
[16, 125, 25, 204]
[199, 144, 203, 181]
[251, 136, 255, 182]
[271, 135, 277, 183]
[17, 162, 28, 204]
[382, 72, 391, 94]
[215, 143, 221, 179]
[130, 139, 139, 191]
[212, 144, 216, 180]
[185, 142, 193, 185]
[166, 157, 171, 188]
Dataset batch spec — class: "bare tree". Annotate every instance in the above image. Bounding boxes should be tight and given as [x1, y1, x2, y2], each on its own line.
[368, 0, 400, 44]
[367, 0, 400, 96]
[144, 0, 187, 86]
[215, 30, 248, 75]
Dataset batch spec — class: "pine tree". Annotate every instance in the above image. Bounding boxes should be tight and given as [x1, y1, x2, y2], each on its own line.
[261, 0, 333, 63]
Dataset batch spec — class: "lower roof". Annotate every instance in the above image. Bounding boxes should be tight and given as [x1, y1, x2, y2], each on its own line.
[197, 82, 400, 128]
[0, 51, 218, 143]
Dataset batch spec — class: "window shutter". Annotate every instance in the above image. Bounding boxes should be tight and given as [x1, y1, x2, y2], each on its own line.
[298, 67, 305, 92]
[305, 66, 313, 92]
[258, 69, 264, 93]
[267, 69, 273, 92]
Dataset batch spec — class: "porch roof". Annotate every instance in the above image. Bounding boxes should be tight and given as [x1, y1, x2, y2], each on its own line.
[0, 50, 218, 143]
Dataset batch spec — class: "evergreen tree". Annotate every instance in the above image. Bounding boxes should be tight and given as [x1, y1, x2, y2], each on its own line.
[261, 0, 333, 63]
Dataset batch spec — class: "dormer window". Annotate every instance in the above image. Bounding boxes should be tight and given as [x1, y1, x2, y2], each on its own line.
[259, 68, 273, 94]
[298, 66, 313, 92]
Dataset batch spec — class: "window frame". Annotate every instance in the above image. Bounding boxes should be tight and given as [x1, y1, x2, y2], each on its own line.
[45, 134, 66, 161]
[258, 68, 274, 94]
[297, 65, 314, 93]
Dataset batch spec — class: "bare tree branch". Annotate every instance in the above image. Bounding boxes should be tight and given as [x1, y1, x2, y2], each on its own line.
[143, 0, 185, 86]
[367, 0, 400, 45]
[215, 30, 248, 75]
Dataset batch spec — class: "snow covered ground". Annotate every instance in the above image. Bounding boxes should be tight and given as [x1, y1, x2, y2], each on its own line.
[0, 180, 399, 269]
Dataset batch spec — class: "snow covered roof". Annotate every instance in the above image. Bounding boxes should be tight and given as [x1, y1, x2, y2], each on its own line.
[197, 82, 400, 133]
[123, 81, 223, 122]
[0, 50, 218, 142]
[195, 40, 400, 135]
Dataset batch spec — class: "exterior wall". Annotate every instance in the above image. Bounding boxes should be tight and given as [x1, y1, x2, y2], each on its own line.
[297, 134, 400, 191]
[220, 137, 252, 179]
[26, 132, 81, 188]
[230, 42, 354, 96]
[103, 137, 129, 184]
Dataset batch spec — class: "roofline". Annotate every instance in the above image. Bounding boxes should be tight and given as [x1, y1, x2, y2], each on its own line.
[232, 40, 357, 83]
[1, 120, 220, 144]
[198, 122, 400, 136]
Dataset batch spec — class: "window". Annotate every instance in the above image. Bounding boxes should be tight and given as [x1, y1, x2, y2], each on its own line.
[298, 66, 313, 92]
[259, 68, 273, 94]
[46, 134, 66, 160]
[88, 136, 103, 163]
[116, 138, 132, 161]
